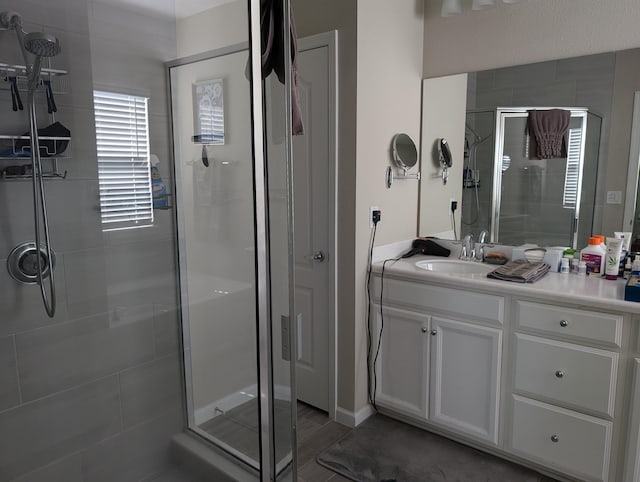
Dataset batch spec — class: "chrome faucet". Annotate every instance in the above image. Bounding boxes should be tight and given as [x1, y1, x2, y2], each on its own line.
[460, 234, 475, 260]
[476, 230, 489, 262]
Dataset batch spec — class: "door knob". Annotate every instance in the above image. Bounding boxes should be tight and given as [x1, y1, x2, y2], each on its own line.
[306, 251, 325, 262]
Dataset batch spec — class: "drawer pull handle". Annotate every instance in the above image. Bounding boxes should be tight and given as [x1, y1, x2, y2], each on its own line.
[431, 329, 438, 336]
[421, 327, 428, 333]
[551, 435, 559, 443]
[559, 320, 569, 327]
[555, 370, 564, 378]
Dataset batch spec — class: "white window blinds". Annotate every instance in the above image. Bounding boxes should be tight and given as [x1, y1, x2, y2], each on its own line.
[563, 128, 582, 209]
[94, 90, 153, 228]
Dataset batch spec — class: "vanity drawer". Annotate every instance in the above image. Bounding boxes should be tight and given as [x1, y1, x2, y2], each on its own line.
[515, 301, 622, 347]
[510, 395, 612, 482]
[374, 277, 504, 325]
[513, 334, 617, 416]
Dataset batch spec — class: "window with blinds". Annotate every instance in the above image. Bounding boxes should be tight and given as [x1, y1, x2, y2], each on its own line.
[94, 90, 153, 229]
[563, 128, 582, 209]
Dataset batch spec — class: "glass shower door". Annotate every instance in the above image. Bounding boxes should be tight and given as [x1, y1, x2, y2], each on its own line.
[493, 110, 588, 248]
[167, 1, 296, 479]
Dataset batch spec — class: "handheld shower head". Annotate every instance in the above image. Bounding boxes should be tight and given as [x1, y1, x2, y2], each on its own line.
[24, 32, 60, 57]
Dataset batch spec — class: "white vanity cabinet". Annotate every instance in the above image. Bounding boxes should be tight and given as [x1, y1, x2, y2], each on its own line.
[373, 304, 430, 420]
[429, 316, 502, 444]
[624, 358, 640, 481]
[508, 300, 621, 482]
[372, 276, 504, 446]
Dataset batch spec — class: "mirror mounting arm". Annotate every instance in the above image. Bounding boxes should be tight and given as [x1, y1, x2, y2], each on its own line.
[386, 166, 421, 189]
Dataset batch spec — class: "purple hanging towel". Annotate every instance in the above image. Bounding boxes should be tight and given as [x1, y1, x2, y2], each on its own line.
[526, 109, 571, 159]
[260, 0, 304, 135]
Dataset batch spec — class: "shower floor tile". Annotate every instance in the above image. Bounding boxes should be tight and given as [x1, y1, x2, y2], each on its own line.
[198, 398, 294, 465]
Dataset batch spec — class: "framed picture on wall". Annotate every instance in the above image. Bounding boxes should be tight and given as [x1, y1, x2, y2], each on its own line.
[192, 78, 224, 145]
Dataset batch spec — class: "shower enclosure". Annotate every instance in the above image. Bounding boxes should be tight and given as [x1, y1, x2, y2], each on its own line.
[0, 0, 297, 481]
[462, 107, 602, 248]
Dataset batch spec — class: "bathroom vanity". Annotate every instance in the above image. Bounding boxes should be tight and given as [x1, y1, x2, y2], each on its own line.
[371, 257, 640, 482]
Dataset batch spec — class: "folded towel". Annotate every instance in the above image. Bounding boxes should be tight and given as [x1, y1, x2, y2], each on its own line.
[526, 109, 570, 159]
[487, 259, 550, 283]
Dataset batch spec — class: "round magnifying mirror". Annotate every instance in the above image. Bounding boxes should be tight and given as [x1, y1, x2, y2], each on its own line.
[391, 134, 418, 171]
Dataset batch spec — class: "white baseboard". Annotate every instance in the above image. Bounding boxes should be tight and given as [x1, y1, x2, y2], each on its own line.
[194, 384, 293, 426]
[335, 404, 375, 428]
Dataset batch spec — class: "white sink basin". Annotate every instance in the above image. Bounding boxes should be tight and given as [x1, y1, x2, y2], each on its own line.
[415, 259, 493, 275]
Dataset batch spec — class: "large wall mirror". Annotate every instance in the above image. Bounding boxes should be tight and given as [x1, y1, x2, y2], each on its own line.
[419, 49, 640, 249]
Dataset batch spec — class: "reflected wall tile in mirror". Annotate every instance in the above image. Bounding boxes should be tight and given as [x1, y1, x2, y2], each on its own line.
[555, 52, 616, 81]
[491, 60, 557, 90]
[474, 87, 514, 109]
[511, 80, 576, 108]
[575, 77, 615, 117]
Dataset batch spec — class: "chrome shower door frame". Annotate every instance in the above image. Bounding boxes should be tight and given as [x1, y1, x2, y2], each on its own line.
[491, 107, 589, 248]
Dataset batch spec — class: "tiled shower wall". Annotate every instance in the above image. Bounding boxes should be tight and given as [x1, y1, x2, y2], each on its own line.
[0, 1, 184, 480]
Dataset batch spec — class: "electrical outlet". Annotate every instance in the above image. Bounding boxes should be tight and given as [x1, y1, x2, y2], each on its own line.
[450, 198, 458, 212]
[370, 206, 381, 228]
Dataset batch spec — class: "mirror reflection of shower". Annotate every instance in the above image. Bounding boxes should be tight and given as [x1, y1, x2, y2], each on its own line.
[1, 11, 61, 317]
[461, 111, 494, 239]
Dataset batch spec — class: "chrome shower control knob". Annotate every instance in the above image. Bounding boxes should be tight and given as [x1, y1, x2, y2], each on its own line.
[421, 327, 428, 333]
[431, 329, 437, 336]
[559, 320, 569, 327]
[551, 435, 559, 443]
[555, 370, 565, 378]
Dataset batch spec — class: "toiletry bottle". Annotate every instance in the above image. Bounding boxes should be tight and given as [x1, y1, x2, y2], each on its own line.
[581, 236, 606, 276]
[150, 154, 168, 209]
[578, 260, 587, 276]
[571, 257, 579, 274]
[560, 258, 570, 274]
[625, 259, 640, 302]
[605, 237, 623, 280]
[625, 256, 634, 280]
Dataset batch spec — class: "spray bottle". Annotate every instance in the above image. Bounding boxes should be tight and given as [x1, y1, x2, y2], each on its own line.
[150, 154, 168, 209]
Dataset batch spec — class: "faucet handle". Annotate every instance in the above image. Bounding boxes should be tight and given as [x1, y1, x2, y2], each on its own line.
[478, 230, 489, 244]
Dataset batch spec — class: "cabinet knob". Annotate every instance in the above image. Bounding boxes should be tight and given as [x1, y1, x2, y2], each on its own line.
[555, 370, 564, 379]
[559, 320, 569, 327]
[550, 435, 559, 443]
[421, 327, 428, 333]
[431, 329, 437, 336]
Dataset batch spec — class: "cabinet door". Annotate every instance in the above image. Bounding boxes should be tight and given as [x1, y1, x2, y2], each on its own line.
[430, 316, 502, 445]
[374, 305, 429, 420]
[625, 359, 640, 482]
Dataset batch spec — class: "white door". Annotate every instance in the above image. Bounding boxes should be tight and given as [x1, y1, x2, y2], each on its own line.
[293, 38, 335, 411]
[429, 316, 502, 445]
[374, 305, 430, 420]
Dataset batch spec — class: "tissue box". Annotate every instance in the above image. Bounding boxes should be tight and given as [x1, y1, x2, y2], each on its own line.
[511, 244, 567, 272]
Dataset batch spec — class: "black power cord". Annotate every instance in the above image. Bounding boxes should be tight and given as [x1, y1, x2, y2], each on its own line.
[366, 220, 378, 409]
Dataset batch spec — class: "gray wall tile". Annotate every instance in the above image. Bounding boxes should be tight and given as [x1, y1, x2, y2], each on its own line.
[16, 312, 156, 401]
[81, 410, 183, 482]
[0, 256, 69, 337]
[120, 354, 184, 428]
[154, 305, 181, 356]
[0, 377, 121, 480]
[12, 453, 83, 482]
[0, 336, 20, 411]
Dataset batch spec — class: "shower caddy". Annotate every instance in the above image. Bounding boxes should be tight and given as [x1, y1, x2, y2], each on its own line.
[0, 61, 69, 179]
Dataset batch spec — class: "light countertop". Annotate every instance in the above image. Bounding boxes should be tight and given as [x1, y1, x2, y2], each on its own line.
[371, 255, 640, 315]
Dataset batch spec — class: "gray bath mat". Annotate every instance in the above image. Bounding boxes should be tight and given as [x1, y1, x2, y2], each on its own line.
[317, 414, 555, 482]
